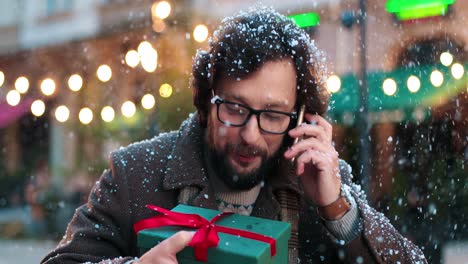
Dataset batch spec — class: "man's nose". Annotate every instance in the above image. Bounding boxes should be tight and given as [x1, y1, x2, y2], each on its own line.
[239, 114, 261, 145]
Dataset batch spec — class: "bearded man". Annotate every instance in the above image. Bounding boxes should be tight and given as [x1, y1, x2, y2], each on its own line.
[42, 7, 426, 264]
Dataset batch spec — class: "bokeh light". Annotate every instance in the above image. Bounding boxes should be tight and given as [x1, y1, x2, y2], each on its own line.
[6, 90, 21, 106]
[97, 64, 112, 82]
[101, 106, 115, 122]
[138, 41, 153, 56]
[159, 83, 173, 98]
[68, 74, 83, 92]
[31, 100, 46, 117]
[55, 105, 70, 123]
[193, 24, 209, 43]
[430, 70, 444, 87]
[152, 19, 166, 33]
[383, 78, 397, 96]
[0, 71, 4, 87]
[406, 75, 421, 93]
[138, 41, 158, 73]
[152, 1, 171, 20]
[141, 94, 156, 110]
[121, 101, 136, 118]
[41, 78, 56, 96]
[326, 75, 341, 93]
[440, 52, 453, 66]
[15, 76, 29, 94]
[31, 100, 45, 117]
[79, 107, 93, 125]
[125, 50, 140, 68]
[451, 63, 464, 80]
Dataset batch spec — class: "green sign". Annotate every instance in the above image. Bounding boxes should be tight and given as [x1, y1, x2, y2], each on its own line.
[385, 0, 455, 20]
[288, 12, 320, 28]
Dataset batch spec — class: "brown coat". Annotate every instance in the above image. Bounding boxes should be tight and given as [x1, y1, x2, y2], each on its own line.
[41, 114, 427, 264]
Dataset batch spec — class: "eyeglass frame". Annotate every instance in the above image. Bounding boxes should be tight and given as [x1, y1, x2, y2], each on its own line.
[210, 95, 298, 135]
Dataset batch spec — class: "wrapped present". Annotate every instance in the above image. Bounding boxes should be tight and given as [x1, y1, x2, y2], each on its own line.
[135, 204, 291, 264]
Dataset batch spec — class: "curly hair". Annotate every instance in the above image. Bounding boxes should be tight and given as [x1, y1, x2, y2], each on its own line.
[192, 7, 329, 127]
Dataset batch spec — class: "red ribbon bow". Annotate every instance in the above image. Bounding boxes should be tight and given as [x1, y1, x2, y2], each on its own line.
[134, 205, 277, 262]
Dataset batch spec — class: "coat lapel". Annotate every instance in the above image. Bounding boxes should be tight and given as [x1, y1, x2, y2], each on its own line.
[161, 113, 218, 210]
[252, 160, 303, 219]
[250, 185, 281, 219]
[162, 113, 209, 190]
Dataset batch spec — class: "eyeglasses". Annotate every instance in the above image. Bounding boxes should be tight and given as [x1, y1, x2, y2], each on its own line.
[210, 95, 298, 134]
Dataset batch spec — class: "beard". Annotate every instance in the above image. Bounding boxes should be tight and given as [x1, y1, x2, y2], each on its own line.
[206, 142, 283, 191]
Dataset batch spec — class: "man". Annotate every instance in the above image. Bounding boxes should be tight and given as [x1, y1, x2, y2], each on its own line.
[42, 7, 427, 264]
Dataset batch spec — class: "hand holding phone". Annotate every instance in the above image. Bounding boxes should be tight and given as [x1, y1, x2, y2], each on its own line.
[291, 104, 306, 164]
[284, 108, 341, 207]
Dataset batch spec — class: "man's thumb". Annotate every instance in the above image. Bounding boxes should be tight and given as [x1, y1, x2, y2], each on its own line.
[163, 231, 195, 254]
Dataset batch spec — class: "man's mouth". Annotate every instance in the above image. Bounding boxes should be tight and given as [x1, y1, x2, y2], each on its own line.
[225, 144, 265, 169]
[237, 154, 257, 164]
[229, 152, 261, 167]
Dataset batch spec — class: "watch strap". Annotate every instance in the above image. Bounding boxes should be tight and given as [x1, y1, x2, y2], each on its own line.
[317, 195, 351, 220]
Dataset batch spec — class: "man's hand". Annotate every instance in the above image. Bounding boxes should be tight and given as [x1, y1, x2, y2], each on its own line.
[136, 231, 194, 264]
[284, 113, 341, 207]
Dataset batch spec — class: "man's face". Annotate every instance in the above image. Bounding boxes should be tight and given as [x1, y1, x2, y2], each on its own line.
[206, 59, 297, 190]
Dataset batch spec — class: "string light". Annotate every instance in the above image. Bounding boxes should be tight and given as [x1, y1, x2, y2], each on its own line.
[68, 74, 83, 92]
[383, 78, 397, 96]
[430, 70, 443, 87]
[440, 52, 453, 66]
[141, 52, 158, 72]
[138, 41, 158, 73]
[5, 39, 464, 130]
[15, 76, 29, 94]
[159, 83, 173, 98]
[31, 100, 46, 117]
[193, 24, 209, 43]
[141, 94, 156, 109]
[406, 75, 421, 93]
[152, 19, 166, 33]
[41, 78, 56, 96]
[125, 50, 140, 68]
[101, 106, 115, 122]
[138, 41, 153, 55]
[0, 71, 4, 87]
[97, 64, 112, 82]
[55, 105, 70, 123]
[152, 1, 171, 20]
[326, 75, 341, 93]
[121, 101, 136, 118]
[79, 107, 93, 125]
[6, 90, 21, 106]
[451, 63, 464, 80]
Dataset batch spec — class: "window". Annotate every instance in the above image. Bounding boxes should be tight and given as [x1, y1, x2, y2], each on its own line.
[45, 0, 74, 16]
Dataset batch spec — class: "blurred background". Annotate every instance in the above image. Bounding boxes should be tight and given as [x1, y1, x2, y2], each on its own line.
[0, 0, 466, 263]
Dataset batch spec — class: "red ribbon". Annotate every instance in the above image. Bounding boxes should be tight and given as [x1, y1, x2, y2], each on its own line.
[134, 205, 277, 262]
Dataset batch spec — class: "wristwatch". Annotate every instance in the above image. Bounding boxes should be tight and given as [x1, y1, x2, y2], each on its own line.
[317, 194, 351, 221]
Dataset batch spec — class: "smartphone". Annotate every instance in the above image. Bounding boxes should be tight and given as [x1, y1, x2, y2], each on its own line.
[291, 104, 306, 163]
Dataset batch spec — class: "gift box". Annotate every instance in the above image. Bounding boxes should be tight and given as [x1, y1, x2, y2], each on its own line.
[136, 204, 291, 264]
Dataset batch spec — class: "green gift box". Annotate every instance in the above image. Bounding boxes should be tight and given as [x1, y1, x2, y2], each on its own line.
[137, 204, 291, 264]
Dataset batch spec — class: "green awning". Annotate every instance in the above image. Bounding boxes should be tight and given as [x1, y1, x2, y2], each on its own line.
[288, 12, 320, 28]
[328, 63, 467, 125]
[385, 0, 455, 20]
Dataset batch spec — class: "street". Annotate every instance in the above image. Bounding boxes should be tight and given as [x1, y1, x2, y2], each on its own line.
[0, 240, 56, 264]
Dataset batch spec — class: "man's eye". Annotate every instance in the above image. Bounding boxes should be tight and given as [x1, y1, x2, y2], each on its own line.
[263, 113, 282, 121]
[226, 104, 245, 114]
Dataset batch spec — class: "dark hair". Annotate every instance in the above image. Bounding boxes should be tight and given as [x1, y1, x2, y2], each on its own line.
[192, 7, 329, 127]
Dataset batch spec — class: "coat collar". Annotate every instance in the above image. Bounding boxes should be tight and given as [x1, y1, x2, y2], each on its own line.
[162, 113, 209, 190]
[162, 113, 303, 218]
